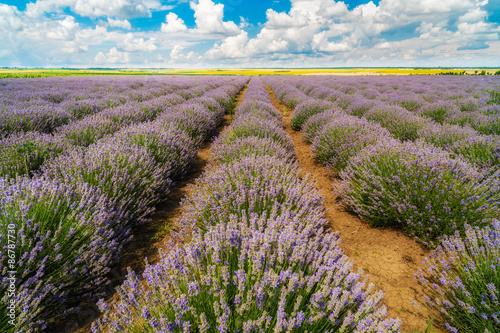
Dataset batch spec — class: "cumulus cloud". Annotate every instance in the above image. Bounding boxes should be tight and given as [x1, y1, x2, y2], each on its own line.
[23, 0, 171, 19]
[0, 0, 499, 67]
[108, 17, 132, 30]
[170, 44, 198, 61]
[95, 47, 130, 64]
[118, 33, 157, 51]
[161, 13, 187, 33]
[204, 0, 499, 66]
[207, 31, 249, 58]
[190, 0, 240, 34]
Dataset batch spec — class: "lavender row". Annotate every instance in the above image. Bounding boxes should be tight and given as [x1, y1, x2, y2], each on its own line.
[266, 76, 500, 242]
[0, 76, 192, 136]
[267, 75, 500, 134]
[0, 77, 244, 179]
[264, 76, 500, 169]
[0, 76, 241, 138]
[416, 220, 500, 332]
[263, 76, 500, 332]
[92, 76, 401, 332]
[0, 77, 248, 332]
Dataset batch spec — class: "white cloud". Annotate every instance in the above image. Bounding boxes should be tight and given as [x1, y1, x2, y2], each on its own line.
[239, 16, 249, 29]
[190, 0, 240, 34]
[207, 31, 249, 58]
[108, 17, 132, 30]
[161, 13, 187, 32]
[312, 31, 350, 52]
[203, 0, 499, 66]
[0, 0, 499, 67]
[265, 9, 307, 28]
[0, 4, 24, 31]
[380, 0, 474, 18]
[95, 47, 130, 64]
[45, 16, 79, 40]
[24, 0, 170, 19]
[118, 33, 157, 51]
[169, 44, 197, 60]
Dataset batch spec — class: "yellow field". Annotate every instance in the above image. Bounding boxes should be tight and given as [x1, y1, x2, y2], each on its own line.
[1, 67, 499, 78]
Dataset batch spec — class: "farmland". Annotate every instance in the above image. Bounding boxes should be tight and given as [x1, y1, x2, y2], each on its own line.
[2, 68, 500, 79]
[1, 74, 499, 333]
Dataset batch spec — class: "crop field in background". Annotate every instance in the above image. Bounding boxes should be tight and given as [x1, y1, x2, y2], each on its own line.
[0, 74, 499, 333]
[2, 67, 500, 78]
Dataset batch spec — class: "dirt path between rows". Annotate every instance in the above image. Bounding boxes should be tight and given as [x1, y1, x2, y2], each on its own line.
[58, 86, 247, 333]
[266, 86, 443, 333]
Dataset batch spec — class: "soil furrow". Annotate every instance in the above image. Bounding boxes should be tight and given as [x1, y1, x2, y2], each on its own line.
[266, 85, 442, 333]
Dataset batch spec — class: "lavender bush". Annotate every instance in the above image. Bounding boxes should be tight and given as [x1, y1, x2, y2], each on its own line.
[178, 156, 322, 232]
[454, 97, 482, 113]
[0, 177, 124, 332]
[92, 214, 401, 332]
[416, 220, 500, 332]
[394, 93, 425, 113]
[190, 96, 225, 123]
[235, 100, 282, 122]
[470, 114, 500, 136]
[339, 140, 499, 244]
[0, 132, 71, 178]
[312, 114, 393, 172]
[42, 141, 172, 223]
[418, 123, 500, 168]
[211, 136, 296, 165]
[418, 101, 457, 124]
[345, 98, 376, 117]
[302, 109, 339, 143]
[57, 113, 122, 147]
[0, 104, 71, 135]
[103, 101, 161, 125]
[333, 93, 357, 110]
[364, 105, 429, 142]
[291, 100, 336, 130]
[203, 89, 235, 110]
[220, 116, 294, 152]
[59, 98, 108, 119]
[154, 103, 217, 146]
[281, 88, 309, 108]
[108, 122, 197, 180]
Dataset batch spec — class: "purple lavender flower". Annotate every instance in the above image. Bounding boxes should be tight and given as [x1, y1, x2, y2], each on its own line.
[220, 116, 294, 152]
[339, 139, 498, 244]
[0, 131, 72, 177]
[107, 122, 197, 180]
[93, 214, 401, 332]
[364, 104, 429, 142]
[290, 100, 337, 131]
[0, 177, 123, 332]
[311, 113, 393, 172]
[211, 136, 296, 165]
[42, 141, 172, 223]
[302, 109, 341, 143]
[154, 103, 217, 146]
[416, 220, 500, 332]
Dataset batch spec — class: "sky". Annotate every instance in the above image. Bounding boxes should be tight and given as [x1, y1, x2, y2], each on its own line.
[0, 0, 499, 68]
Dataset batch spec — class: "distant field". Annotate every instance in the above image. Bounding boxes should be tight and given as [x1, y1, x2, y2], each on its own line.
[1, 67, 500, 78]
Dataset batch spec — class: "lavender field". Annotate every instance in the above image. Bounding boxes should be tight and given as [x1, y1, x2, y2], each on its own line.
[1, 75, 499, 333]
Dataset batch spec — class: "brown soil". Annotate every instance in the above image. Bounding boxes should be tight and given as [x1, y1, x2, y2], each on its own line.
[266, 86, 443, 333]
[56, 87, 247, 333]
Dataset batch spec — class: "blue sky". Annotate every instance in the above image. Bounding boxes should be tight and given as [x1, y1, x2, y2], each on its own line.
[0, 0, 499, 68]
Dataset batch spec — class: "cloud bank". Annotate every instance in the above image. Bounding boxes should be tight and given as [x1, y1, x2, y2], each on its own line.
[0, 0, 498, 67]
